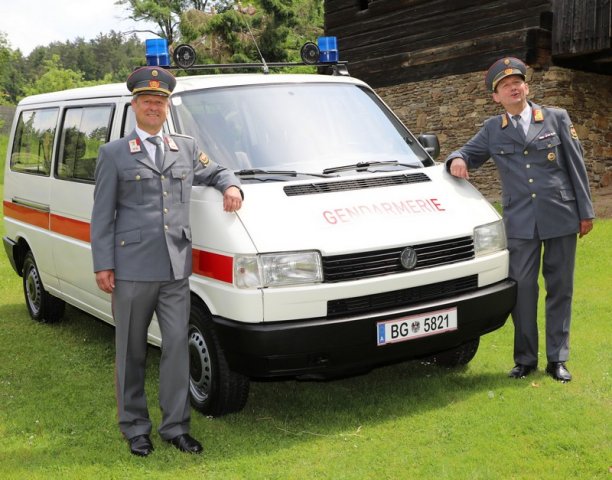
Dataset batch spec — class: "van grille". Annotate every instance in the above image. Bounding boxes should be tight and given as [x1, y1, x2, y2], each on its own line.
[322, 236, 474, 283]
[327, 275, 478, 318]
[283, 173, 431, 196]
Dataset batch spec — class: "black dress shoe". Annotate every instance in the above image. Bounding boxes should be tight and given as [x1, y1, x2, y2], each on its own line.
[546, 362, 572, 382]
[129, 434, 154, 457]
[508, 364, 537, 378]
[166, 434, 203, 454]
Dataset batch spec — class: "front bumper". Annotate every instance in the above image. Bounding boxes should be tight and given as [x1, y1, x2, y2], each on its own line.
[213, 279, 517, 378]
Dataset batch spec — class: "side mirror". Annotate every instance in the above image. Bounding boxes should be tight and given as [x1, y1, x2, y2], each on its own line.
[417, 133, 440, 160]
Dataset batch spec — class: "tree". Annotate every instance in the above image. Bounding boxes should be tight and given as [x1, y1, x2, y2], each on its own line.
[115, 0, 186, 45]
[22, 55, 104, 96]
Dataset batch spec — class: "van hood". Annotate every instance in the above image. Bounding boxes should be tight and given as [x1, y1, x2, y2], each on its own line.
[235, 165, 500, 255]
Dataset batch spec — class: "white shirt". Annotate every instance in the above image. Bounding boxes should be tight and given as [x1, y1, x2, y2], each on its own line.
[135, 126, 164, 160]
[508, 105, 531, 136]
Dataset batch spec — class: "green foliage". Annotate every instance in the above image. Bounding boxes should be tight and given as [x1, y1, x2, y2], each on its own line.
[179, 0, 323, 67]
[21, 56, 101, 96]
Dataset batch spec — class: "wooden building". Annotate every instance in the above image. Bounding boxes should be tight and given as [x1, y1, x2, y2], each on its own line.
[325, 0, 611, 88]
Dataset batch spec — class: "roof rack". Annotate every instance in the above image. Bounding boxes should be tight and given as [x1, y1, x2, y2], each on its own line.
[165, 61, 350, 76]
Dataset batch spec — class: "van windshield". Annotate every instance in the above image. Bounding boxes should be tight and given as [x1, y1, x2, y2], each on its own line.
[170, 83, 426, 176]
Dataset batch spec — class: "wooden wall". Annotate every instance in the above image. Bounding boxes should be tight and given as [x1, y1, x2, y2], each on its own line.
[552, 0, 612, 74]
[325, 0, 554, 87]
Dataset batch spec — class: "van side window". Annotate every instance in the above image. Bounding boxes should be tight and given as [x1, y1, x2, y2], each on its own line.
[57, 105, 113, 182]
[10, 108, 59, 176]
[122, 104, 136, 137]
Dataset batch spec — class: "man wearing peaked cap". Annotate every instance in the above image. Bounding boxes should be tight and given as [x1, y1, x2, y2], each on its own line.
[91, 67, 243, 456]
[126, 66, 177, 96]
[445, 57, 594, 384]
[485, 57, 526, 92]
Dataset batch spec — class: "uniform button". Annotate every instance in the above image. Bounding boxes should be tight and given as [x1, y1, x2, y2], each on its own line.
[135, 175, 141, 180]
[164, 225, 169, 231]
[526, 164, 531, 168]
[120, 240, 125, 246]
[163, 208, 169, 214]
[531, 193, 536, 198]
[161, 175, 166, 180]
[548, 143, 552, 148]
[163, 191, 168, 197]
[523, 150, 529, 155]
[529, 178, 534, 183]
[182, 174, 186, 180]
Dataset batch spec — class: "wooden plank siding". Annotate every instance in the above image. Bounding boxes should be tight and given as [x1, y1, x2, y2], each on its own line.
[324, 0, 612, 85]
[324, 0, 554, 87]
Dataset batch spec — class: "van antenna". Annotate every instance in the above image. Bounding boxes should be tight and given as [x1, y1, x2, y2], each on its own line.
[236, 3, 269, 73]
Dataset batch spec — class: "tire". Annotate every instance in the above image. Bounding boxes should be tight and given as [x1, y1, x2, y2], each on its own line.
[430, 338, 480, 367]
[22, 251, 65, 323]
[188, 299, 250, 416]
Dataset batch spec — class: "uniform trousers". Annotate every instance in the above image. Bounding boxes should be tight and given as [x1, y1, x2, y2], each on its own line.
[112, 278, 191, 440]
[507, 234, 577, 367]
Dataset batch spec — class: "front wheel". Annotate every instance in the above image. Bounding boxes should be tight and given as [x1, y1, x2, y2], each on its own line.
[22, 251, 65, 323]
[429, 338, 480, 367]
[188, 299, 250, 416]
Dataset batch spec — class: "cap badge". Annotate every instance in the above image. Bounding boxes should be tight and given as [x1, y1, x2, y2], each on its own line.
[129, 138, 142, 153]
[504, 68, 514, 75]
[504, 58, 510, 65]
[149, 80, 160, 89]
[152, 69, 159, 77]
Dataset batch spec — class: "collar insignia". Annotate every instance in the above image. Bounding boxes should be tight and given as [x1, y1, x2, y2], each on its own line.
[166, 136, 179, 152]
[129, 139, 142, 153]
[533, 109, 544, 122]
[501, 114, 509, 129]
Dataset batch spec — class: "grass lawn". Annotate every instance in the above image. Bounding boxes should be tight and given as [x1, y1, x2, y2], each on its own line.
[0, 180, 610, 477]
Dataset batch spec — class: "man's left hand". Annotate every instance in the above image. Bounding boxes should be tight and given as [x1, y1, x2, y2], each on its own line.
[579, 219, 593, 238]
[223, 186, 243, 212]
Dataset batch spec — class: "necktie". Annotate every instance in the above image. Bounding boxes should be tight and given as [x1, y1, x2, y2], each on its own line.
[146, 136, 164, 170]
[512, 115, 526, 141]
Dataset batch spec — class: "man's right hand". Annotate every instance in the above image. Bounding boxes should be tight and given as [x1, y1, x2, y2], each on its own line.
[449, 158, 470, 179]
[96, 270, 115, 293]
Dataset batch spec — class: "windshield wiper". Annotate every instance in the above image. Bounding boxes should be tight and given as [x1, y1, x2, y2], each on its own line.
[235, 169, 332, 178]
[322, 160, 419, 174]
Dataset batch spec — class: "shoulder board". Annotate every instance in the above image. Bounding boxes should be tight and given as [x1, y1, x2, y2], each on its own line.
[170, 133, 194, 139]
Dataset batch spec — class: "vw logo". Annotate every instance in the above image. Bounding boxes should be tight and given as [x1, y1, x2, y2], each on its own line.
[400, 247, 418, 270]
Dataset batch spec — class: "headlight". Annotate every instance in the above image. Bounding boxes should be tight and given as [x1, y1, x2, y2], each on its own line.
[234, 251, 323, 288]
[474, 220, 507, 256]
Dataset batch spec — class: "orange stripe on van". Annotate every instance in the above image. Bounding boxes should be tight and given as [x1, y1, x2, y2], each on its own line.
[3, 200, 50, 229]
[50, 214, 91, 243]
[192, 249, 233, 284]
[5, 199, 232, 283]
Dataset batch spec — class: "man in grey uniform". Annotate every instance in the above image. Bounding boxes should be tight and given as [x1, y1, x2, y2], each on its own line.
[446, 57, 594, 382]
[91, 67, 243, 456]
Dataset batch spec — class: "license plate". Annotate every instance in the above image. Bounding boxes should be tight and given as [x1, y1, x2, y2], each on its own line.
[377, 307, 458, 346]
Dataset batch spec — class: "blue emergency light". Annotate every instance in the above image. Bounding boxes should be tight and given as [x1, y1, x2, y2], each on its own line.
[145, 38, 170, 67]
[317, 36, 339, 63]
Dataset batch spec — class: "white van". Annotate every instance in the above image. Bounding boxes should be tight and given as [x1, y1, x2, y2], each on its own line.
[3, 67, 516, 415]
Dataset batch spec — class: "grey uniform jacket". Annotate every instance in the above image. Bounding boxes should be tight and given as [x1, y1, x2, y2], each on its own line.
[446, 102, 594, 240]
[91, 130, 240, 281]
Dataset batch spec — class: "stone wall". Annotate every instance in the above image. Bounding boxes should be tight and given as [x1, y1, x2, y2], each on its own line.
[376, 67, 612, 201]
